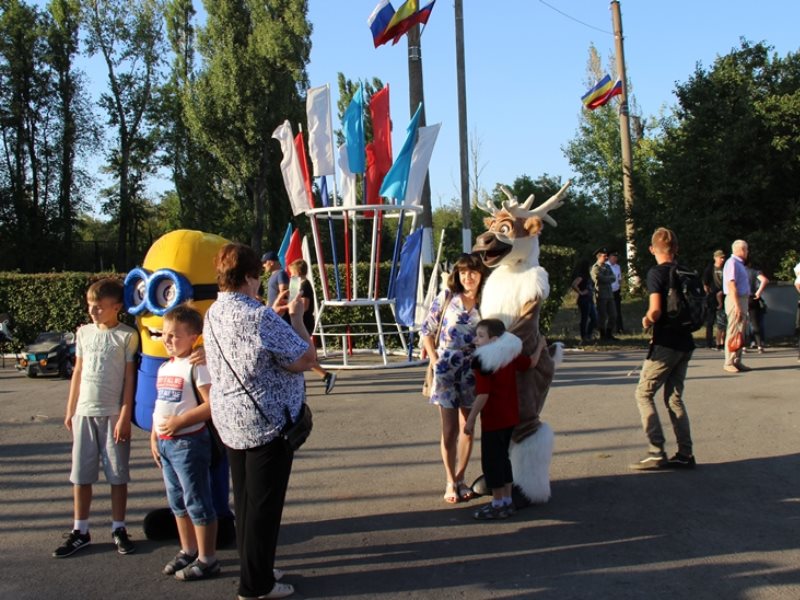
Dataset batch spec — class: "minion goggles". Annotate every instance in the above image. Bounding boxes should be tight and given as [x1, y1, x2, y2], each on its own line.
[124, 268, 218, 316]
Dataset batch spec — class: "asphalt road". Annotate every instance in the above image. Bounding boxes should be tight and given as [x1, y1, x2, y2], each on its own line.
[1, 346, 799, 599]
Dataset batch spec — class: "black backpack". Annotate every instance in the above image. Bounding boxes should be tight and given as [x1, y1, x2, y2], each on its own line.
[665, 264, 707, 332]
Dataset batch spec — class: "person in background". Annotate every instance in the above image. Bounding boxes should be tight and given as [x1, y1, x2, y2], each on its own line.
[608, 251, 625, 334]
[591, 247, 618, 341]
[745, 259, 769, 353]
[794, 258, 800, 362]
[287, 258, 336, 394]
[702, 250, 726, 350]
[722, 240, 752, 373]
[570, 257, 597, 345]
[262, 251, 289, 318]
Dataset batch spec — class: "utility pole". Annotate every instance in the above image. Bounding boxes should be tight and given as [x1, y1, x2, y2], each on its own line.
[454, 0, 471, 252]
[610, 0, 639, 287]
[407, 24, 434, 263]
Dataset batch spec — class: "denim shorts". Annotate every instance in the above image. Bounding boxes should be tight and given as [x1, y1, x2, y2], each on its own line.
[158, 429, 216, 526]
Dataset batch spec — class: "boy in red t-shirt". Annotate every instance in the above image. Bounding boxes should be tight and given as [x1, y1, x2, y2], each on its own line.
[465, 319, 546, 520]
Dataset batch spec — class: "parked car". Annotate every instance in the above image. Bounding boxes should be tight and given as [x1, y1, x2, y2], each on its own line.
[16, 331, 76, 378]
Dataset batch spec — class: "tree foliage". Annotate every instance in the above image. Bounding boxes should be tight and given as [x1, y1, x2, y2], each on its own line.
[185, 0, 312, 253]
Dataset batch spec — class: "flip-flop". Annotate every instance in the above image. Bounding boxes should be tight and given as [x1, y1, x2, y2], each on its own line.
[457, 480, 475, 501]
[444, 482, 459, 504]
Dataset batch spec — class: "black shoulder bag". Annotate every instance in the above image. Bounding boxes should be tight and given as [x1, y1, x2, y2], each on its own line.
[207, 320, 313, 452]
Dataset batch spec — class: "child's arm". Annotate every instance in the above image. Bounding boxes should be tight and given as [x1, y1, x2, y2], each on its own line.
[64, 357, 83, 431]
[156, 384, 212, 438]
[113, 360, 136, 443]
[150, 428, 161, 468]
[464, 393, 488, 436]
[528, 336, 547, 369]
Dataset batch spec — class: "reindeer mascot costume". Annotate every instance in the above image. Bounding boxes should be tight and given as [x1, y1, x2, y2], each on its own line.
[472, 182, 569, 506]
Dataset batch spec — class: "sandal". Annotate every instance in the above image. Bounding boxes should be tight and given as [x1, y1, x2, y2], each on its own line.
[443, 482, 459, 504]
[163, 550, 198, 575]
[457, 480, 475, 501]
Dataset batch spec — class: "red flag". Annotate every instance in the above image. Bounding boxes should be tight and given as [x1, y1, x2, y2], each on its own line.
[294, 132, 315, 208]
[369, 85, 392, 175]
[390, 1, 436, 45]
[365, 143, 382, 207]
[284, 230, 303, 272]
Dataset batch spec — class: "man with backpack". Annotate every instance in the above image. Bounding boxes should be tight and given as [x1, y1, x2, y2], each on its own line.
[630, 227, 696, 471]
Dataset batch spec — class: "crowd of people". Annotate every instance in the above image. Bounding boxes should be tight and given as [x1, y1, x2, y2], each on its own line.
[50, 233, 800, 599]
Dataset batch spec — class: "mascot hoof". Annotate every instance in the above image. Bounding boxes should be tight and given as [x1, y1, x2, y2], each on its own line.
[469, 474, 490, 497]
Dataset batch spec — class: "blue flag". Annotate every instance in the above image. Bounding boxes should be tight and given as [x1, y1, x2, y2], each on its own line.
[394, 227, 423, 326]
[343, 85, 365, 174]
[277, 223, 292, 268]
[380, 103, 422, 201]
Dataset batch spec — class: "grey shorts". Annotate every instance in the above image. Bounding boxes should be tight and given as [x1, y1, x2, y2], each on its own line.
[70, 415, 131, 486]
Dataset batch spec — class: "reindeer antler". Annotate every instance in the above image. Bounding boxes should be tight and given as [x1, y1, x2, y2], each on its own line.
[529, 180, 572, 227]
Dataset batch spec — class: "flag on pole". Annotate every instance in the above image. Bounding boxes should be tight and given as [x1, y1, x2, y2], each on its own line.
[338, 143, 357, 207]
[370, 85, 392, 174]
[294, 131, 315, 209]
[272, 120, 311, 215]
[306, 85, 335, 176]
[285, 229, 303, 271]
[380, 103, 422, 201]
[277, 223, 293, 268]
[394, 228, 423, 326]
[369, 1, 436, 48]
[403, 123, 440, 206]
[582, 74, 623, 110]
[342, 85, 365, 174]
[365, 143, 382, 205]
[368, 0, 395, 47]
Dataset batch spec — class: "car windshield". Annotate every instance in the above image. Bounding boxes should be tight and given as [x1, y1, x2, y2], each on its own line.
[34, 332, 62, 344]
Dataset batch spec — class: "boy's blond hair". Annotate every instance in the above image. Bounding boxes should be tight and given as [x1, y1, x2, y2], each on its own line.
[289, 258, 308, 277]
[651, 227, 678, 255]
[87, 278, 124, 303]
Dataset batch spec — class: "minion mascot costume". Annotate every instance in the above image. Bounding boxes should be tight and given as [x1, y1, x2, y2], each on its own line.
[124, 229, 235, 545]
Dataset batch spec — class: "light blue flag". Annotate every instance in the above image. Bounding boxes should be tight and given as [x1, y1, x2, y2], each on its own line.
[343, 85, 365, 174]
[277, 223, 292, 268]
[394, 227, 423, 326]
[380, 103, 422, 201]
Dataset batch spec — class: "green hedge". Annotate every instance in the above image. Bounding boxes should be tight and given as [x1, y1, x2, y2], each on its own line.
[0, 246, 574, 351]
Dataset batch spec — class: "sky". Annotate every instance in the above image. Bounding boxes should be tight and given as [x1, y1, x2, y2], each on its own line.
[303, 0, 800, 207]
[67, 1, 800, 211]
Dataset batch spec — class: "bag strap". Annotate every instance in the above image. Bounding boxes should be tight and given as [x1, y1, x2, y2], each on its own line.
[206, 319, 274, 428]
[433, 291, 452, 342]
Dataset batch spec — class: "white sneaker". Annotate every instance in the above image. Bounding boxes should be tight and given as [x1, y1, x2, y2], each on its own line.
[238, 581, 294, 600]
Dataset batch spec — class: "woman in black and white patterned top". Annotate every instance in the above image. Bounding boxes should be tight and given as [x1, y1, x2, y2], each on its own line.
[204, 243, 315, 600]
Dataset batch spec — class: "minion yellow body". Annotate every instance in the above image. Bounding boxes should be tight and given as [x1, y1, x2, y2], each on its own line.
[124, 229, 228, 430]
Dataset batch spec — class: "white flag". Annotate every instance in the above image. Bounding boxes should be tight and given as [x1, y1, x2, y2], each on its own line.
[404, 124, 441, 206]
[272, 120, 311, 216]
[306, 85, 335, 176]
[338, 143, 357, 207]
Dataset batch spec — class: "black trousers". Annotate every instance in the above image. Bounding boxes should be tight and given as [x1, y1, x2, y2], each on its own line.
[481, 426, 514, 491]
[228, 437, 293, 597]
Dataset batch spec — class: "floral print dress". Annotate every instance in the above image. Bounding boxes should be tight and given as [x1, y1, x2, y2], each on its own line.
[421, 291, 481, 409]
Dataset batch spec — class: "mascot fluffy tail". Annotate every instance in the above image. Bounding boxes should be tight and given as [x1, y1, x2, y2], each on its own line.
[510, 421, 554, 505]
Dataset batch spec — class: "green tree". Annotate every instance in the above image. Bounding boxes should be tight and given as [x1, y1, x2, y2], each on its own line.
[84, 0, 165, 269]
[645, 40, 800, 276]
[185, 0, 312, 253]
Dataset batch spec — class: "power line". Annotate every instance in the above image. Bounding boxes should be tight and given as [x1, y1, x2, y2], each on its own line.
[537, 0, 613, 35]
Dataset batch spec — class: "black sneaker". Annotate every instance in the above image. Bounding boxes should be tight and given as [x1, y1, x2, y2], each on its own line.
[473, 502, 513, 520]
[112, 527, 135, 555]
[53, 530, 91, 558]
[629, 452, 667, 471]
[324, 372, 337, 395]
[666, 453, 696, 469]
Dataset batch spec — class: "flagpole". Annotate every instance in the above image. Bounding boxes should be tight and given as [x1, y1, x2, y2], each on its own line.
[322, 86, 343, 300]
[298, 123, 331, 301]
[610, 0, 639, 288]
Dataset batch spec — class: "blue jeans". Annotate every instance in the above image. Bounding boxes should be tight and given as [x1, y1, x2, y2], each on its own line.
[158, 429, 216, 526]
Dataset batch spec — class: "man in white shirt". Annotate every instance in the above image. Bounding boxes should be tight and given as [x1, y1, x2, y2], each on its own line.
[609, 251, 624, 334]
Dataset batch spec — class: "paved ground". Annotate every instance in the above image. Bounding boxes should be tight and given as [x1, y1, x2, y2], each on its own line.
[0, 346, 799, 599]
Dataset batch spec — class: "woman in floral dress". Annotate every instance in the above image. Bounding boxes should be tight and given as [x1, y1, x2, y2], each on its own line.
[421, 253, 486, 503]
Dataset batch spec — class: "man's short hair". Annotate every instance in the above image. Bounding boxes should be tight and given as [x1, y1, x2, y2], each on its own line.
[87, 278, 124, 304]
[713, 249, 725, 258]
[651, 227, 678, 255]
[163, 303, 203, 335]
[731, 239, 747, 254]
[476, 318, 505, 338]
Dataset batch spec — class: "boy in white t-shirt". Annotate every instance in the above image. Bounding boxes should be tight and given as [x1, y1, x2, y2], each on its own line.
[150, 304, 219, 581]
[54, 278, 138, 558]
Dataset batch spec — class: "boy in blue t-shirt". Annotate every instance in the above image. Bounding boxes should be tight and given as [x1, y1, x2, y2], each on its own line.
[150, 303, 219, 580]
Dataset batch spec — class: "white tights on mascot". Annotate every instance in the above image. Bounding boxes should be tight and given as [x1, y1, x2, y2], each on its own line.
[472, 182, 570, 506]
